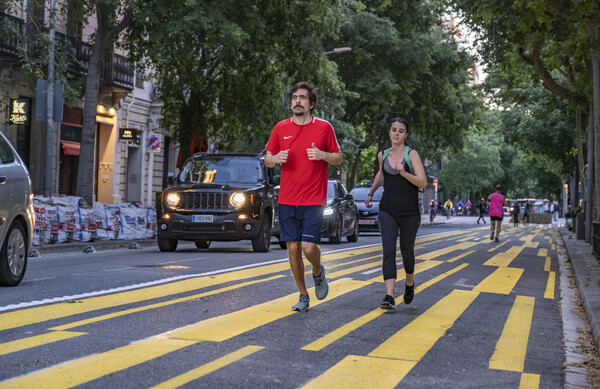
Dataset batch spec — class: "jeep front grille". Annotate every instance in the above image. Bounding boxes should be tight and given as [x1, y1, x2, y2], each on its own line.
[180, 192, 230, 209]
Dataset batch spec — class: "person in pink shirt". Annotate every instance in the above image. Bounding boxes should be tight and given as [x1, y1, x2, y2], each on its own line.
[487, 184, 508, 242]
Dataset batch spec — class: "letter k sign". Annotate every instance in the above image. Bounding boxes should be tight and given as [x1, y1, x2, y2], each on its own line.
[12, 101, 25, 114]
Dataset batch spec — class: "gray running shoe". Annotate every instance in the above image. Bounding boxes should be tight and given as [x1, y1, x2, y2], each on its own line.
[313, 265, 329, 300]
[292, 294, 310, 311]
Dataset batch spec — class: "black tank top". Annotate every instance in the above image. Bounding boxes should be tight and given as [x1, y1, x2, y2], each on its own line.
[379, 150, 420, 217]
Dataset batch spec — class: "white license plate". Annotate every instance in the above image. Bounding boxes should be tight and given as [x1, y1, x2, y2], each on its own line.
[358, 219, 375, 225]
[192, 215, 214, 223]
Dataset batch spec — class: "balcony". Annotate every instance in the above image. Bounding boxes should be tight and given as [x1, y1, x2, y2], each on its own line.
[0, 11, 134, 92]
[55, 32, 133, 91]
[0, 12, 24, 57]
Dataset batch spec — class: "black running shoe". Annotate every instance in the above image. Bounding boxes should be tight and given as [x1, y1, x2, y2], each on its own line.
[404, 283, 415, 305]
[380, 295, 396, 309]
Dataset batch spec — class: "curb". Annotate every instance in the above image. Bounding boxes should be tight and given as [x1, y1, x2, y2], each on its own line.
[559, 227, 600, 351]
[32, 238, 157, 255]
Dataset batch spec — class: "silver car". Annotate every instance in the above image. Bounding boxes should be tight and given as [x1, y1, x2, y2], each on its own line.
[0, 131, 34, 286]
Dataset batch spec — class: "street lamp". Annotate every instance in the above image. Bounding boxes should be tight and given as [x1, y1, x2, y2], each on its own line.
[323, 47, 352, 55]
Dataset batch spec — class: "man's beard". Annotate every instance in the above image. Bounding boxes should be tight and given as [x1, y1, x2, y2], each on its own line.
[293, 106, 305, 116]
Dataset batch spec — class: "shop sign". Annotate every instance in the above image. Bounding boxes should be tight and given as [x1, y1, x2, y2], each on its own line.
[148, 133, 161, 152]
[9, 98, 29, 125]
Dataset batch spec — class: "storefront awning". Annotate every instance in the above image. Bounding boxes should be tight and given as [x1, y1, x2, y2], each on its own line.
[60, 140, 80, 156]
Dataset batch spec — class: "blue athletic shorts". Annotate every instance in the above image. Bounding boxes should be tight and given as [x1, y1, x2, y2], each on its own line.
[279, 204, 324, 243]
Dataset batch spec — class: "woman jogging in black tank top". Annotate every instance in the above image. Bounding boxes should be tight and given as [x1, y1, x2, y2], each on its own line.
[365, 118, 427, 308]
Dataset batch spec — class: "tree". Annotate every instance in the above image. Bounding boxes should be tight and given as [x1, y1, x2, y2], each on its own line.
[328, 1, 478, 186]
[449, 0, 600, 231]
[76, 1, 135, 204]
[124, 0, 346, 164]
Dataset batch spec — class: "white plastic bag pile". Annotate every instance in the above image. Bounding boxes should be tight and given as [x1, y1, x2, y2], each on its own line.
[32, 195, 157, 246]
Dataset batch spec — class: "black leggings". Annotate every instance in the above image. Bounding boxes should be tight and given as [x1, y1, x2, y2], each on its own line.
[378, 210, 420, 280]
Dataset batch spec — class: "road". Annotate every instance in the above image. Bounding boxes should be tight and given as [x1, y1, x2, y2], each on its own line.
[0, 217, 564, 388]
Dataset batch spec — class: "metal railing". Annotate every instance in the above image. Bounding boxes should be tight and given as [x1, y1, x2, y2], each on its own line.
[1, 12, 133, 91]
[0, 12, 24, 55]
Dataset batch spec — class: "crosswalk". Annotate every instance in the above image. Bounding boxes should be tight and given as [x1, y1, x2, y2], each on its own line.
[0, 224, 562, 388]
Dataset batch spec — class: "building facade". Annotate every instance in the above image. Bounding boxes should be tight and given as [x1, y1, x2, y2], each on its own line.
[0, 2, 178, 207]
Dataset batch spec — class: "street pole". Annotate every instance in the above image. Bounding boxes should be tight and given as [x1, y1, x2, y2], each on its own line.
[43, 0, 56, 197]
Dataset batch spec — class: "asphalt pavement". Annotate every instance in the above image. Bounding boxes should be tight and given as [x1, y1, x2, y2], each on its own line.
[31, 216, 600, 357]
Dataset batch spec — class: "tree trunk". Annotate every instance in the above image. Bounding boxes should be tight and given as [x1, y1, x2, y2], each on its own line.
[575, 108, 585, 204]
[74, 7, 133, 204]
[592, 41, 600, 221]
[76, 15, 109, 205]
[586, 105, 594, 242]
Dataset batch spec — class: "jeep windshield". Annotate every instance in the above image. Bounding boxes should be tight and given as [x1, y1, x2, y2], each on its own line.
[179, 156, 263, 184]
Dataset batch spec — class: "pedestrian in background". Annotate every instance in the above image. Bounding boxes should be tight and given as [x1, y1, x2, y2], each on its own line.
[465, 199, 472, 215]
[418, 198, 424, 215]
[512, 202, 520, 227]
[553, 202, 560, 221]
[522, 202, 531, 224]
[487, 184, 508, 242]
[365, 117, 427, 309]
[265, 81, 343, 312]
[476, 198, 487, 224]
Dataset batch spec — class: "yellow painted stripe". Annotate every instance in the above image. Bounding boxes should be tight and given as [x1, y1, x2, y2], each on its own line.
[490, 295, 535, 372]
[544, 271, 555, 299]
[167, 279, 369, 342]
[551, 244, 555, 250]
[302, 355, 416, 389]
[0, 337, 198, 389]
[50, 275, 285, 331]
[447, 250, 475, 263]
[537, 249, 547, 257]
[473, 267, 524, 295]
[416, 242, 478, 260]
[484, 246, 524, 267]
[487, 240, 509, 252]
[519, 373, 540, 388]
[302, 309, 383, 352]
[324, 254, 381, 270]
[369, 289, 479, 360]
[0, 331, 86, 356]
[150, 345, 264, 389]
[367, 260, 443, 283]
[328, 261, 385, 278]
[0, 246, 381, 331]
[457, 234, 478, 242]
[544, 257, 551, 271]
[303, 263, 469, 352]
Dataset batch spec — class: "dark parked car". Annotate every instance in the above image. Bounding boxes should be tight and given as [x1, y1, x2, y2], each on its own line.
[351, 186, 383, 233]
[157, 152, 282, 252]
[323, 180, 359, 244]
[0, 131, 34, 286]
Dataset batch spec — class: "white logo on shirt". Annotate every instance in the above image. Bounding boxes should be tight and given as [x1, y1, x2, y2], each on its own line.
[283, 136, 293, 139]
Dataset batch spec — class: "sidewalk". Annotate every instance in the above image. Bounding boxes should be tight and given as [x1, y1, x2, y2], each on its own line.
[559, 227, 600, 351]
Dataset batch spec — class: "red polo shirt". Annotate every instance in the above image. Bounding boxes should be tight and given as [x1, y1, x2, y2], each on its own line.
[266, 117, 340, 205]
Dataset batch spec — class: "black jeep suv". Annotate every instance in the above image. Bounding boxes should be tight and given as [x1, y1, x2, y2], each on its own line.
[157, 152, 282, 252]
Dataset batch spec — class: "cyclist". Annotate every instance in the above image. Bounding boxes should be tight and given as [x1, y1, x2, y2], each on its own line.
[443, 199, 453, 219]
[429, 199, 437, 222]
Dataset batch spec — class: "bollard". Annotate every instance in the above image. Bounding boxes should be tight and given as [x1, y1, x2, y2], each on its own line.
[576, 213, 585, 240]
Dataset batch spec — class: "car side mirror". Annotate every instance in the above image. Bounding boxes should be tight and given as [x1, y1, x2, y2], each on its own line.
[167, 175, 176, 186]
[273, 175, 281, 186]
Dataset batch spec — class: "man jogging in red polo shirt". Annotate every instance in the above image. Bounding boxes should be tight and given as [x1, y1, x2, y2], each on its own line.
[264, 81, 343, 311]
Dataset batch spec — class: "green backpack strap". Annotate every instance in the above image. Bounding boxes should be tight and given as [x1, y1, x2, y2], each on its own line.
[404, 145, 413, 173]
[382, 147, 392, 162]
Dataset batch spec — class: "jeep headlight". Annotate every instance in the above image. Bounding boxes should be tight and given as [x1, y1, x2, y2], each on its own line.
[165, 192, 180, 207]
[323, 207, 334, 216]
[230, 192, 246, 208]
